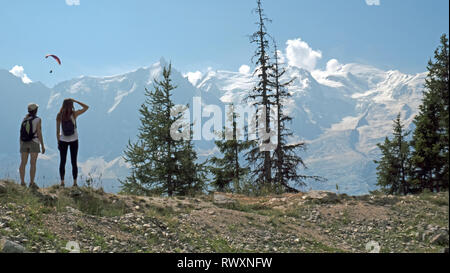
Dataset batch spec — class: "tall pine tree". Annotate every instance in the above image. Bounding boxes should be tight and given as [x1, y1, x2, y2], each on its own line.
[374, 114, 411, 195]
[120, 64, 204, 196]
[411, 34, 449, 192]
[245, 0, 275, 188]
[270, 41, 323, 193]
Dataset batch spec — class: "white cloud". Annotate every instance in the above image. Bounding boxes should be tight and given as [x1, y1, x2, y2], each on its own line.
[238, 64, 251, 74]
[365, 0, 380, 6]
[65, 0, 80, 6]
[326, 59, 343, 73]
[311, 59, 345, 88]
[285, 38, 322, 71]
[276, 50, 286, 64]
[9, 65, 32, 84]
[78, 156, 129, 180]
[184, 71, 203, 86]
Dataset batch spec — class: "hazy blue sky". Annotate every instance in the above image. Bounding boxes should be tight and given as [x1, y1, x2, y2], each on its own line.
[1, 0, 448, 86]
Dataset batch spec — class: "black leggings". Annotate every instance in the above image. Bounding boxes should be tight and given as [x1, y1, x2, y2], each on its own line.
[58, 140, 79, 181]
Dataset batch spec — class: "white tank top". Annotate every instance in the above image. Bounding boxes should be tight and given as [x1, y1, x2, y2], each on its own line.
[30, 116, 41, 144]
[59, 115, 79, 142]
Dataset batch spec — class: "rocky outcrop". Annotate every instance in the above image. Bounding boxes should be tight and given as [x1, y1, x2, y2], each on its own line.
[0, 181, 7, 194]
[302, 190, 341, 204]
[0, 238, 25, 253]
[213, 193, 236, 205]
[430, 232, 449, 246]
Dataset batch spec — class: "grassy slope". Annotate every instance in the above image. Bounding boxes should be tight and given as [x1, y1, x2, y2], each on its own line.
[0, 179, 448, 253]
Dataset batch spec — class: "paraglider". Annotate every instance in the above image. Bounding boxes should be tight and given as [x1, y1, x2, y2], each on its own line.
[45, 54, 61, 65]
[45, 54, 61, 74]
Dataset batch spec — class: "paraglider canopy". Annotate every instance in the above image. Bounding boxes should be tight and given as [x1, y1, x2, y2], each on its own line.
[45, 54, 61, 65]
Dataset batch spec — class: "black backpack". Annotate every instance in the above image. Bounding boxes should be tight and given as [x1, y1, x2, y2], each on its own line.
[62, 116, 76, 136]
[20, 116, 37, 142]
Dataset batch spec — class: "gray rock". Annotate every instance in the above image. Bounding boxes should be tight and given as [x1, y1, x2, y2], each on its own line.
[1, 216, 13, 224]
[33, 191, 58, 205]
[0, 238, 26, 253]
[3, 227, 13, 233]
[421, 230, 433, 242]
[0, 181, 7, 194]
[430, 232, 449, 246]
[213, 193, 236, 205]
[304, 191, 340, 204]
[69, 189, 82, 197]
[65, 206, 82, 215]
[93, 246, 102, 252]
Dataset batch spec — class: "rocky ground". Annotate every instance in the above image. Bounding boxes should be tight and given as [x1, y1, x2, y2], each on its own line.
[0, 179, 448, 253]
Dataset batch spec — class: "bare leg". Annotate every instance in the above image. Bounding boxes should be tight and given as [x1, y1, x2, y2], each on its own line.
[19, 152, 29, 186]
[29, 153, 38, 186]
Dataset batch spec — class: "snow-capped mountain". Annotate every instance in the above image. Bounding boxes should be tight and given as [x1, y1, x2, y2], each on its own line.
[192, 63, 426, 194]
[0, 58, 426, 194]
[0, 58, 222, 192]
[0, 69, 53, 155]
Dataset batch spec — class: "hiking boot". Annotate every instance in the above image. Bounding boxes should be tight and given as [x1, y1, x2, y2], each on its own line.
[29, 183, 39, 190]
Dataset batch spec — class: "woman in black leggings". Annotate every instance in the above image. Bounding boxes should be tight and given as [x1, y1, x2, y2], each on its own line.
[56, 98, 89, 187]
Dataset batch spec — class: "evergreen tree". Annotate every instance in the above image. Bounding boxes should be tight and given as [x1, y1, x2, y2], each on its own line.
[209, 107, 253, 192]
[269, 41, 322, 193]
[174, 125, 206, 196]
[120, 64, 203, 196]
[393, 115, 412, 194]
[374, 114, 411, 195]
[411, 34, 449, 192]
[245, 0, 275, 188]
[375, 136, 398, 194]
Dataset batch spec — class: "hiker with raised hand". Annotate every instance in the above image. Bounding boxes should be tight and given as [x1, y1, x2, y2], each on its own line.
[56, 98, 89, 188]
[19, 103, 45, 189]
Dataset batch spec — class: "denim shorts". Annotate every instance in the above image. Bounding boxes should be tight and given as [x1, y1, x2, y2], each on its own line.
[20, 141, 40, 153]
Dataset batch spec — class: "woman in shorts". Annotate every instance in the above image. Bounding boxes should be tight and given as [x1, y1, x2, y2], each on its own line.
[19, 103, 45, 189]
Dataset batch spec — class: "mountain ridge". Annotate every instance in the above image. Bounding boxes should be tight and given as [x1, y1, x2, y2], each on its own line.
[0, 60, 427, 194]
